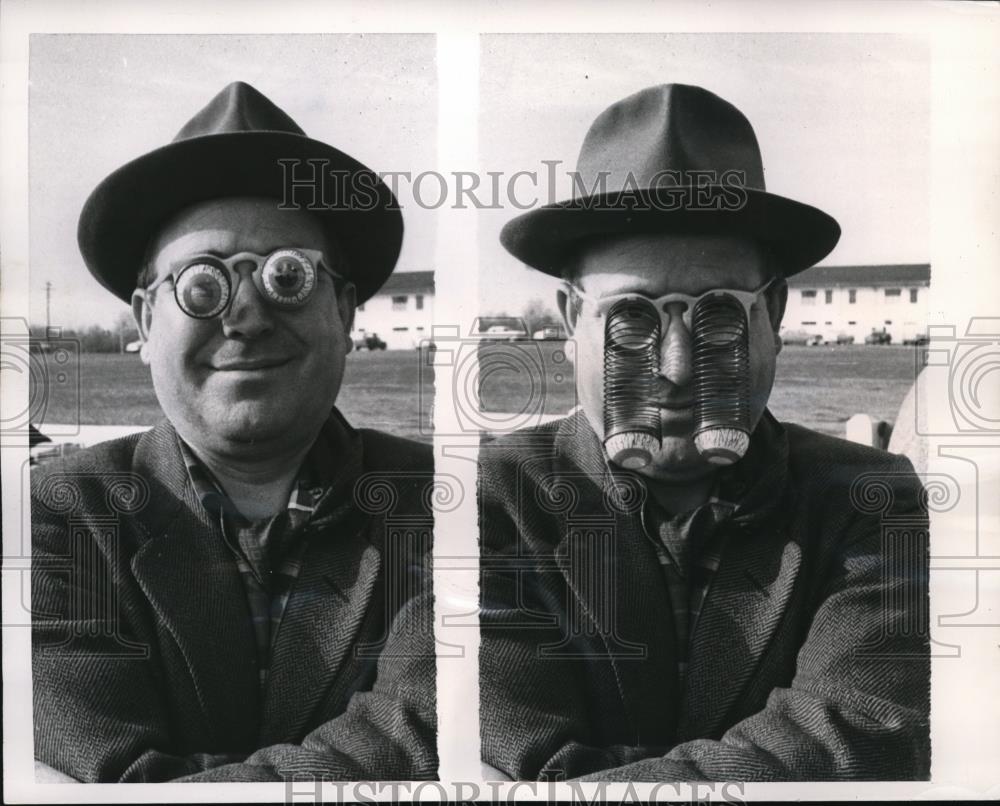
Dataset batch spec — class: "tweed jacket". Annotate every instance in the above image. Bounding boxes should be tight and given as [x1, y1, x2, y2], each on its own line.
[32, 414, 437, 782]
[479, 409, 930, 781]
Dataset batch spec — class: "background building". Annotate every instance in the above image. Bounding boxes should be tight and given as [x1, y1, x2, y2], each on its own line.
[783, 264, 930, 344]
[351, 270, 434, 350]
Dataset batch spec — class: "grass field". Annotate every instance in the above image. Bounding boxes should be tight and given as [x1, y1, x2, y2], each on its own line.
[34, 343, 922, 443]
[476, 341, 923, 437]
[34, 350, 435, 443]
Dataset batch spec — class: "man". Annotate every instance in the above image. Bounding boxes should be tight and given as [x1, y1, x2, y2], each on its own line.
[479, 84, 929, 780]
[32, 82, 436, 782]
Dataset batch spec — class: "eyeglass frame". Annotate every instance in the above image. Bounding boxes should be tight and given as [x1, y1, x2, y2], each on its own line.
[143, 247, 348, 320]
[564, 277, 777, 331]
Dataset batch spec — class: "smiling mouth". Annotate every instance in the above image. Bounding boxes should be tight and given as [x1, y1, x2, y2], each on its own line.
[212, 357, 293, 372]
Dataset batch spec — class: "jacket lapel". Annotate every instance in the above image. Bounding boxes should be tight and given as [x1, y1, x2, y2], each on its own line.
[127, 422, 260, 745]
[678, 412, 799, 739]
[677, 518, 800, 739]
[551, 413, 681, 745]
[258, 422, 380, 743]
[258, 513, 381, 743]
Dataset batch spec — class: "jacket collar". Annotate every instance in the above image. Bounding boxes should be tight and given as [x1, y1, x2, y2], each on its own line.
[127, 419, 261, 746]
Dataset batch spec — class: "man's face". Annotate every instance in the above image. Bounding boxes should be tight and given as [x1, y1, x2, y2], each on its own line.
[133, 196, 355, 459]
[558, 232, 786, 484]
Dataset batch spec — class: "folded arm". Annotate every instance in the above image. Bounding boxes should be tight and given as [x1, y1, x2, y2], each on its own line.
[178, 594, 438, 782]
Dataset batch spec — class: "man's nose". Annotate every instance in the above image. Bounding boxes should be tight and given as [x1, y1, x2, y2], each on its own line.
[221, 264, 274, 338]
[659, 302, 692, 388]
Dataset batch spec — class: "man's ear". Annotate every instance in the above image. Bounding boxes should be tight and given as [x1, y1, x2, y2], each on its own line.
[131, 289, 153, 365]
[766, 278, 788, 354]
[338, 282, 357, 353]
[556, 283, 579, 337]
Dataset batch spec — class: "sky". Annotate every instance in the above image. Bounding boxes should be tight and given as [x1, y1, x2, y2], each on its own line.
[28, 33, 437, 329]
[27, 32, 930, 328]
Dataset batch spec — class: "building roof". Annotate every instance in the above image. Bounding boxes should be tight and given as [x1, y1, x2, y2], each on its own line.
[376, 270, 434, 295]
[787, 264, 930, 287]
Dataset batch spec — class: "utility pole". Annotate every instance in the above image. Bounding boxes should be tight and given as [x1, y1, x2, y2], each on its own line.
[45, 281, 53, 345]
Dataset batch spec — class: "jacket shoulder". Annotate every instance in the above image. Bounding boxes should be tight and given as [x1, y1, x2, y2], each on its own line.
[781, 421, 924, 517]
[784, 421, 917, 474]
[31, 433, 146, 503]
[359, 429, 432, 473]
[479, 417, 566, 472]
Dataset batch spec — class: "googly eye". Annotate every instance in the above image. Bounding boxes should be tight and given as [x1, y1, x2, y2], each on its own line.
[174, 263, 230, 318]
[261, 249, 316, 306]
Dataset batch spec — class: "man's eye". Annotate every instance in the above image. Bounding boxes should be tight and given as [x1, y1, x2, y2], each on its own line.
[261, 250, 316, 305]
[175, 263, 229, 318]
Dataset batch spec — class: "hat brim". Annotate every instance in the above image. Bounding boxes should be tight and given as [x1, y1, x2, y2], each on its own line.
[499, 187, 840, 278]
[78, 132, 403, 304]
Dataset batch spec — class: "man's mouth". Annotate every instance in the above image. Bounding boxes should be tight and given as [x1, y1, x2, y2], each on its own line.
[651, 398, 694, 411]
[212, 356, 293, 372]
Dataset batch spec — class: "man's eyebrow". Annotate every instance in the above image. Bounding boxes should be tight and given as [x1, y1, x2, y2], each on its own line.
[177, 248, 268, 260]
[593, 285, 755, 299]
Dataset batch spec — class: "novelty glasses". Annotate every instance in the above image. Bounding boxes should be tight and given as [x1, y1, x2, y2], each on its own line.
[567, 278, 775, 330]
[146, 248, 344, 319]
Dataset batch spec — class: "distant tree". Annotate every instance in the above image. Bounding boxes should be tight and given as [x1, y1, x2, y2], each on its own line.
[79, 325, 118, 353]
[522, 298, 560, 335]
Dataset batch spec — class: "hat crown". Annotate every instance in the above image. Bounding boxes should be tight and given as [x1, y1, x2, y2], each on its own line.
[173, 81, 306, 142]
[576, 83, 765, 195]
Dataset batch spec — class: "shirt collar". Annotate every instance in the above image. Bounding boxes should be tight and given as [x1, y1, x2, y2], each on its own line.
[177, 407, 364, 523]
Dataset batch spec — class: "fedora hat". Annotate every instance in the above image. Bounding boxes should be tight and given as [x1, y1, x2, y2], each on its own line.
[78, 81, 402, 304]
[500, 83, 840, 277]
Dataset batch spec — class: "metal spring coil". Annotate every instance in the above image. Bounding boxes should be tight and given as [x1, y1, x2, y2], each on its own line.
[603, 297, 662, 441]
[692, 292, 751, 438]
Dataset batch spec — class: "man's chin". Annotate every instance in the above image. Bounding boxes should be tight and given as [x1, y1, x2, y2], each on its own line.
[199, 406, 302, 448]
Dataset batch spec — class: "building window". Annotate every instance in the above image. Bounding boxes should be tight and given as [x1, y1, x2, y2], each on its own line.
[392, 326, 409, 332]
[885, 320, 893, 325]
[801, 321, 816, 326]
[801, 290, 817, 306]
[824, 289, 833, 304]
[885, 288, 901, 301]
[824, 321, 832, 326]
[910, 288, 918, 303]
[848, 289, 857, 304]
[392, 295, 408, 311]
[415, 294, 424, 310]
[848, 320, 857, 325]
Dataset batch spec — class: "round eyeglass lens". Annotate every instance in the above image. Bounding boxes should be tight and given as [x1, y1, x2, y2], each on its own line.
[175, 263, 230, 318]
[261, 249, 315, 306]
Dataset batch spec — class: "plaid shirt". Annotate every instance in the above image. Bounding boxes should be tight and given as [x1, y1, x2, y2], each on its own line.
[178, 417, 360, 691]
[640, 486, 736, 694]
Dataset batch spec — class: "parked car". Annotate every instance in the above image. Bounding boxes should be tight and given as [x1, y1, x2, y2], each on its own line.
[780, 329, 822, 346]
[354, 333, 386, 350]
[481, 325, 528, 341]
[834, 333, 855, 345]
[903, 333, 929, 346]
[532, 325, 566, 340]
[864, 329, 892, 345]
